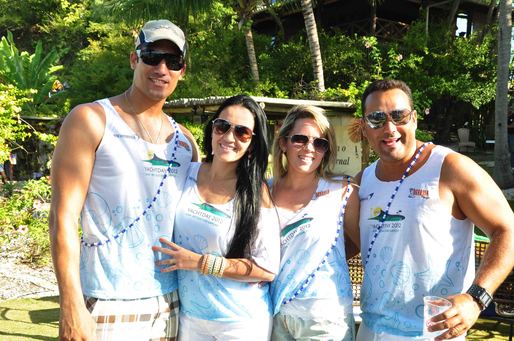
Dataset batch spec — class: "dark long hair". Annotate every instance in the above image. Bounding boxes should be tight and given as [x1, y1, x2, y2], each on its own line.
[203, 95, 269, 259]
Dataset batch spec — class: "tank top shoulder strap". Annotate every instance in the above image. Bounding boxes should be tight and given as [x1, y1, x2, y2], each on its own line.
[187, 162, 202, 182]
[417, 145, 454, 179]
[94, 98, 116, 123]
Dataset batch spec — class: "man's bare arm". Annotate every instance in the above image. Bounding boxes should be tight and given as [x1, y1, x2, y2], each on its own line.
[49, 103, 104, 340]
[433, 153, 514, 340]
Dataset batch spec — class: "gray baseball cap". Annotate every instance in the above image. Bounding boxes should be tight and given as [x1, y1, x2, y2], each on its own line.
[135, 19, 186, 55]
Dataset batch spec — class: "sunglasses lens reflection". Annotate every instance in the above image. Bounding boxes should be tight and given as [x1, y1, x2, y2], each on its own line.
[365, 109, 412, 128]
[213, 119, 253, 142]
[313, 138, 329, 153]
[289, 134, 328, 153]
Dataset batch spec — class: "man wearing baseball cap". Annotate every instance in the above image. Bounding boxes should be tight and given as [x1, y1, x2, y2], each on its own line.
[50, 19, 199, 340]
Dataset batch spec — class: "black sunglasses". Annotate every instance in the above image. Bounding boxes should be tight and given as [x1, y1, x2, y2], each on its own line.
[212, 118, 255, 143]
[136, 50, 184, 71]
[286, 134, 329, 154]
[364, 109, 414, 129]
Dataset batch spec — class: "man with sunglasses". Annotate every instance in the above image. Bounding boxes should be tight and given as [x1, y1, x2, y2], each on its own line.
[354, 79, 514, 340]
[50, 19, 199, 340]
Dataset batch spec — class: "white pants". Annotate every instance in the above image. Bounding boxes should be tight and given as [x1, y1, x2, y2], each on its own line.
[179, 313, 272, 341]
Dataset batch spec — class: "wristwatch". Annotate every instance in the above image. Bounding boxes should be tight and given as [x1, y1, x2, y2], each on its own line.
[466, 284, 493, 311]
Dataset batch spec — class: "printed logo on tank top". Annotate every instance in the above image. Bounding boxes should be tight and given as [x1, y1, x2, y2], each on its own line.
[142, 155, 181, 177]
[367, 207, 405, 233]
[186, 202, 231, 225]
[315, 189, 329, 198]
[408, 187, 430, 199]
[114, 133, 138, 140]
[280, 214, 314, 246]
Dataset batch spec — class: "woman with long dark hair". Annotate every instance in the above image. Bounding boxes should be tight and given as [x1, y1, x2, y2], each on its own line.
[153, 95, 279, 340]
[269, 105, 360, 340]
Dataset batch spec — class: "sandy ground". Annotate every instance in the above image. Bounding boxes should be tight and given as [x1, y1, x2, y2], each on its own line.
[0, 239, 58, 301]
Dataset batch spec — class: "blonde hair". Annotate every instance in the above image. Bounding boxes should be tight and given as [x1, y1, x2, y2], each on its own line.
[272, 105, 336, 182]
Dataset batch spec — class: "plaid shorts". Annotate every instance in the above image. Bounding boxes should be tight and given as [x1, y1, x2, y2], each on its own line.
[84, 291, 179, 341]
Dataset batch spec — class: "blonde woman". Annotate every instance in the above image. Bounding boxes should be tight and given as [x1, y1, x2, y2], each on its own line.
[270, 105, 360, 340]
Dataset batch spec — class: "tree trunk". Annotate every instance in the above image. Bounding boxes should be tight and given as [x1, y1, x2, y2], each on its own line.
[370, 0, 377, 36]
[478, 0, 498, 44]
[493, 0, 514, 188]
[447, 0, 461, 33]
[301, 0, 325, 92]
[244, 27, 260, 84]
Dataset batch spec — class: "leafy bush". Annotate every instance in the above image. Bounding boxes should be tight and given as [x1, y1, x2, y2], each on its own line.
[65, 22, 133, 107]
[0, 84, 31, 162]
[0, 31, 64, 115]
[179, 120, 205, 153]
[416, 129, 434, 142]
[0, 178, 52, 265]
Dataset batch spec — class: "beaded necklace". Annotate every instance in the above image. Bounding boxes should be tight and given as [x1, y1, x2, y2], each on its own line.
[363, 142, 431, 266]
[282, 176, 352, 305]
[81, 115, 180, 248]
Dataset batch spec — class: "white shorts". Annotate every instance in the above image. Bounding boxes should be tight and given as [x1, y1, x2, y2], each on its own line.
[356, 321, 466, 341]
[271, 312, 355, 341]
[85, 291, 179, 341]
[179, 313, 272, 341]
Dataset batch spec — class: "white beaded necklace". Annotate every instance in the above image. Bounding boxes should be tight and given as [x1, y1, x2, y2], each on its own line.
[364, 142, 431, 267]
[81, 94, 181, 248]
[282, 176, 353, 305]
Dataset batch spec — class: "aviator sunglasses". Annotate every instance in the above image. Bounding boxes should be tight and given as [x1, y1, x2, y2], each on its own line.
[212, 118, 255, 143]
[136, 50, 184, 71]
[364, 109, 414, 129]
[286, 134, 329, 154]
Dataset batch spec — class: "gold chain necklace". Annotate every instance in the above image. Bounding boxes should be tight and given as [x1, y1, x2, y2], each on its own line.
[124, 90, 164, 159]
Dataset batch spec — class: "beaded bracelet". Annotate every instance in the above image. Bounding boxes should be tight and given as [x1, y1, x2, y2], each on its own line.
[215, 257, 227, 277]
[207, 254, 216, 275]
[199, 254, 228, 277]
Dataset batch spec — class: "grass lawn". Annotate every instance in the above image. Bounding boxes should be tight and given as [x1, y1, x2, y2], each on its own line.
[468, 318, 513, 340]
[0, 295, 512, 340]
[0, 296, 58, 340]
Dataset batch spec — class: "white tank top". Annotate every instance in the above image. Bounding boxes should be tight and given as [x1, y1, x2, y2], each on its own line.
[359, 145, 474, 337]
[80, 98, 193, 299]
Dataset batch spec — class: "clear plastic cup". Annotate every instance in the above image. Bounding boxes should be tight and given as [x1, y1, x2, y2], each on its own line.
[423, 295, 452, 339]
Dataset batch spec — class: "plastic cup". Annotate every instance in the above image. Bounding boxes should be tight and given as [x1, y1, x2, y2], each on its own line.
[423, 295, 452, 339]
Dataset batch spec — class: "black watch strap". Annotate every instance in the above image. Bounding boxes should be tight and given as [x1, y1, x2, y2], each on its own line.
[466, 284, 493, 311]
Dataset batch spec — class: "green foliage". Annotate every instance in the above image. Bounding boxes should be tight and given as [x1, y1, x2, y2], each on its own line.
[0, 0, 63, 50]
[173, 2, 258, 98]
[259, 36, 311, 95]
[415, 129, 434, 142]
[0, 178, 52, 264]
[65, 23, 134, 106]
[179, 120, 205, 152]
[0, 84, 31, 162]
[100, 0, 214, 27]
[36, 0, 94, 64]
[0, 31, 63, 115]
